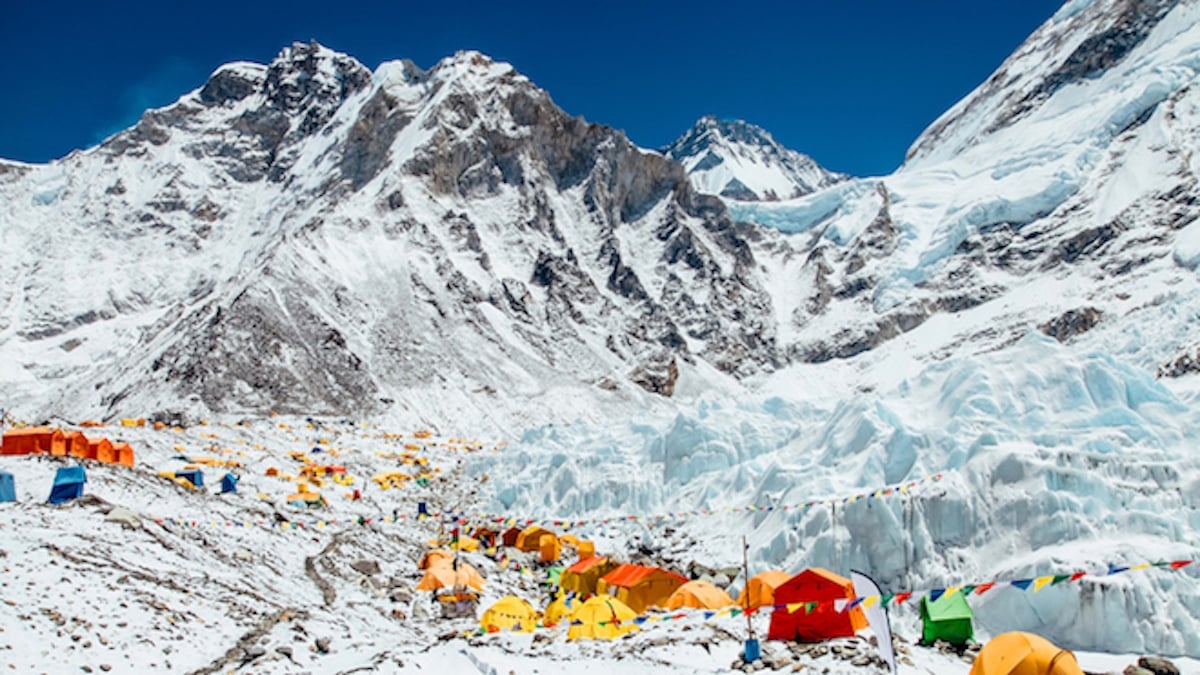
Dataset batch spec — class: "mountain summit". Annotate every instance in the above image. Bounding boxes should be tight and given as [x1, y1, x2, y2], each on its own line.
[662, 115, 846, 201]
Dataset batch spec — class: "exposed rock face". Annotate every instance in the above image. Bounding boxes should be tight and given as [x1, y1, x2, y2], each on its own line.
[1040, 307, 1104, 342]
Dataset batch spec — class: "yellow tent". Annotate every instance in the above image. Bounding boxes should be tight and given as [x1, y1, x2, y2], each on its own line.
[543, 594, 577, 627]
[558, 534, 583, 549]
[577, 540, 596, 559]
[415, 560, 485, 592]
[664, 580, 734, 610]
[567, 596, 640, 641]
[418, 549, 454, 570]
[736, 570, 791, 609]
[454, 534, 480, 552]
[970, 632, 1084, 675]
[480, 596, 539, 633]
[515, 525, 555, 552]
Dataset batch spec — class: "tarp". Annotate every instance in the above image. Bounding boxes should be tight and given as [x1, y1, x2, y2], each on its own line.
[567, 596, 639, 641]
[48, 466, 86, 504]
[767, 568, 867, 642]
[737, 570, 790, 609]
[480, 595, 539, 633]
[416, 559, 485, 592]
[0, 471, 14, 502]
[920, 591, 974, 646]
[596, 564, 688, 614]
[970, 632, 1084, 675]
[105, 507, 140, 529]
[175, 469, 204, 488]
[220, 473, 238, 494]
[561, 556, 618, 596]
[515, 525, 555, 552]
[664, 580, 734, 610]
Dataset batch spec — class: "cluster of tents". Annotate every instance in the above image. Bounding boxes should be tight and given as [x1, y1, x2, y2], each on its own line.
[2, 427, 134, 467]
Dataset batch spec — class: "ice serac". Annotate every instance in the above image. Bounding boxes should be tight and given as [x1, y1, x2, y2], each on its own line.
[663, 115, 846, 202]
[0, 42, 783, 423]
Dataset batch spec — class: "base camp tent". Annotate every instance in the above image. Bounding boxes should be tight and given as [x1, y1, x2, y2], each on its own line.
[0, 471, 14, 502]
[113, 442, 135, 467]
[767, 568, 867, 642]
[87, 438, 116, 463]
[515, 525, 555, 552]
[737, 570, 791, 609]
[539, 533, 561, 562]
[48, 466, 86, 504]
[970, 632, 1084, 675]
[416, 560, 486, 592]
[480, 596, 539, 633]
[501, 526, 522, 547]
[921, 592, 974, 646]
[219, 473, 239, 494]
[64, 431, 91, 458]
[567, 596, 639, 641]
[175, 468, 204, 488]
[664, 580, 734, 610]
[561, 556, 618, 595]
[2, 427, 65, 456]
[419, 549, 455, 570]
[543, 594, 578, 627]
[597, 564, 688, 613]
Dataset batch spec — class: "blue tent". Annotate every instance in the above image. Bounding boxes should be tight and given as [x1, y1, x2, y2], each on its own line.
[220, 473, 238, 494]
[0, 471, 14, 502]
[48, 466, 86, 504]
[175, 469, 204, 488]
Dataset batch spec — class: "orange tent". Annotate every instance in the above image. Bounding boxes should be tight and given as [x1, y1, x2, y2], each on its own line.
[515, 525, 555, 552]
[419, 549, 455, 570]
[539, 533, 561, 563]
[1, 427, 65, 456]
[578, 540, 596, 559]
[737, 570, 791, 609]
[767, 568, 867, 642]
[87, 438, 116, 463]
[416, 560, 485, 592]
[664, 580, 734, 610]
[561, 556, 619, 596]
[970, 632, 1084, 675]
[597, 564, 688, 613]
[113, 442, 135, 467]
[64, 431, 91, 459]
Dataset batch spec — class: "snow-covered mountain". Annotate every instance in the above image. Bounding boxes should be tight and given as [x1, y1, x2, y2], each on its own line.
[3, 0, 1200, 665]
[0, 43, 783, 429]
[662, 115, 846, 202]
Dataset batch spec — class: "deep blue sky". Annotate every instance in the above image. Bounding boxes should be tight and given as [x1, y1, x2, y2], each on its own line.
[2, 1, 1064, 176]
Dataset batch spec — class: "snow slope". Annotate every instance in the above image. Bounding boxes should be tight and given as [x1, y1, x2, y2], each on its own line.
[663, 116, 846, 202]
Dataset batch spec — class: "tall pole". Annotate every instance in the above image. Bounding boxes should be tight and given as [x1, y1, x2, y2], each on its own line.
[742, 535, 754, 639]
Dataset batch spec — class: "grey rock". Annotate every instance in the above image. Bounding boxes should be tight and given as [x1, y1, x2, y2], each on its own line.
[350, 559, 381, 576]
[245, 645, 266, 659]
[1125, 667, 1155, 675]
[315, 637, 331, 654]
[1138, 657, 1181, 675]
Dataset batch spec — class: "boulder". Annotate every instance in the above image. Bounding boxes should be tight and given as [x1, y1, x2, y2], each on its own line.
[1137, 657, 1180, 675]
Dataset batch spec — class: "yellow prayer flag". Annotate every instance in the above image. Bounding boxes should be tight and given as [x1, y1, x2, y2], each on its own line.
[787, 603, 803, 614]
[863, 595, 880, 609]
[944, 586, 961, 599]
[1033, 575, 1055, 592]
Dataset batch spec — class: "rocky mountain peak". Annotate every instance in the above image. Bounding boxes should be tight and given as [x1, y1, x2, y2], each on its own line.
[663, 116, 845, 202]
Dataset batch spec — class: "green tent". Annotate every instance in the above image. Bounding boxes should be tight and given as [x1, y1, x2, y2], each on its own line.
[919, 592, 974, 645]
[546, 565, 565, 588]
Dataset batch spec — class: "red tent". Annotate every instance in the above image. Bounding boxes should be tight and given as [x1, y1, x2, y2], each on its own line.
[501, 526, 522, 547]
[767, 568, 867, 642]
